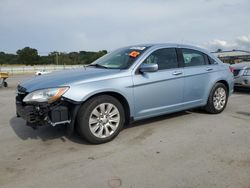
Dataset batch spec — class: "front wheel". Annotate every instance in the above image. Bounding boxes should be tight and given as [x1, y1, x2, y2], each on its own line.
[77, 95, 125, 144]
[204, 83, 228, 114]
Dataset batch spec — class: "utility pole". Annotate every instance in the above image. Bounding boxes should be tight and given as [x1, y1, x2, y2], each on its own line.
[55, 52, 59, 65]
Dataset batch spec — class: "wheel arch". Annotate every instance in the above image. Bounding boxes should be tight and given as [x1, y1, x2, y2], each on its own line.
[204, 79, 229, 114]
[82, 91, 131, 125]
[215, 80, 229, 94]
[205, 79, 230, 104]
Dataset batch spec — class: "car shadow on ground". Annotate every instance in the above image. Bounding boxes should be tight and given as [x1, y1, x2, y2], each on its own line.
[234, 87, 250, 94]
[233, 88, 250, 118]
[9, 111, 194, 144]
[126, 111, 192, 129]
[9, 116, 91, 145]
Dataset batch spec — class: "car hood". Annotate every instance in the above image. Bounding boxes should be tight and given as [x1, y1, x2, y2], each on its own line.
[20, 67, 122, 92]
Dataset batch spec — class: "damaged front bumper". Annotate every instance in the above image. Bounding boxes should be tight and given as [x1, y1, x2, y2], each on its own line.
[16, 87, 80, 129]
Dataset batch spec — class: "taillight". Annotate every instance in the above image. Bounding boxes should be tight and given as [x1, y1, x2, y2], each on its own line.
[229, 66, 234, 73]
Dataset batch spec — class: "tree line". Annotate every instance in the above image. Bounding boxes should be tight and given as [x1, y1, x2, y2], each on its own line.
[0, 47, 107, 65]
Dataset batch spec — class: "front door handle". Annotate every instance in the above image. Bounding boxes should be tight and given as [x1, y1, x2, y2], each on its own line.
[172, 71, 183, 75]
[206, 67, 213, 71]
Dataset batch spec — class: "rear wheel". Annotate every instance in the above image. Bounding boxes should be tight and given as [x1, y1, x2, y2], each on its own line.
[77, 95, 125, 144]
[204, 83, 228, 114]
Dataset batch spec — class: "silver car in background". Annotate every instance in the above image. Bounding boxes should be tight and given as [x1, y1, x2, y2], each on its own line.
[232, 62, 250, 88]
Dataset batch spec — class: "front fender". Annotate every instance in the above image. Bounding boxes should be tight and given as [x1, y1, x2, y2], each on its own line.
[63, 76, 135, 117]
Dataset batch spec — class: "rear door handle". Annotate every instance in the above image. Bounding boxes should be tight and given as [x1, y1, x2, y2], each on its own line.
[172, 71, 183, 75]
[206, 67, 213, 71]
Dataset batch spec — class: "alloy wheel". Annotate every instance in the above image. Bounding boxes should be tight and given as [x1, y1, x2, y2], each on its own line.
[89, 103, 120, 138]
[213, 87, 226, 111]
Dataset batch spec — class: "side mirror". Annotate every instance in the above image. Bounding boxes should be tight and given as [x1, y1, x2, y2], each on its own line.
[139, 63, 158, 73]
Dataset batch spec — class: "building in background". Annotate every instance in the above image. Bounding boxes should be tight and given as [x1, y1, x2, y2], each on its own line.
[212, 50, 250, 64]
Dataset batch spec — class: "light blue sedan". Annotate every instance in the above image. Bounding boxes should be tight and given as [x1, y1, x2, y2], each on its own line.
[16, 44, 234, 144]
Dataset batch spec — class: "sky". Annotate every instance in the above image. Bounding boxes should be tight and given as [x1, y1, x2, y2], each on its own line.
[0, 0, 250, 54]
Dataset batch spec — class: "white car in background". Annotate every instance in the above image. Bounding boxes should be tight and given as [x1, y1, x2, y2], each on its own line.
[35, 70, 51, 76]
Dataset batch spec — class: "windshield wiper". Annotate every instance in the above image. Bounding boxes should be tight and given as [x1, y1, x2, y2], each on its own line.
[87, 64, 109, 69]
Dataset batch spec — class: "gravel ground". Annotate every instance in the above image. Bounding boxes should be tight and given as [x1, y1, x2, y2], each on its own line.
[0, 75, 250, 188]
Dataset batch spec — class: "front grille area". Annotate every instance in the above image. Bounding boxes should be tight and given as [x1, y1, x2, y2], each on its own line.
[233, 69, 241, 77]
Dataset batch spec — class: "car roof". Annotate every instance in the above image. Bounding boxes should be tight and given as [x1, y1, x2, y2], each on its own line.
[127, 43, 210, 54]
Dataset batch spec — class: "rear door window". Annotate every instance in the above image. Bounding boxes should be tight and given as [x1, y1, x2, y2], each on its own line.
[181, 49, 207, 67]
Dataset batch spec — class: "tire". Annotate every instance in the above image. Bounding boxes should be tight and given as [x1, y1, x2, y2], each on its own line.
[77, 95, 125, 144]
[16, 111, 20, 117]
[3, 81, 8, 87]
[204, 83, 228, 114]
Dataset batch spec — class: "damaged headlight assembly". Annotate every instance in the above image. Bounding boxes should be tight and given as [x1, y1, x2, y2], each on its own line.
[23, 87, 69, 103]
[19, 87, 71, 127]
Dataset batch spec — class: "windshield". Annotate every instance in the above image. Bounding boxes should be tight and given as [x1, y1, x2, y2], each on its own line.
[90, 46, 150, 69]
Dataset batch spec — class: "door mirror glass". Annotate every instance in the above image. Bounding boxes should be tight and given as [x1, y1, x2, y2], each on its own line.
[139, 63, 158, 73]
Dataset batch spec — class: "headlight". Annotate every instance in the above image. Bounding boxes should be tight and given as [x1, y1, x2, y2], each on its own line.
[23, 87, 69, 103]
[243, 69, 250, 76]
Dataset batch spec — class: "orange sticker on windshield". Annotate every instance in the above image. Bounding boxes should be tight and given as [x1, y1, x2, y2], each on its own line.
[129, 51, 140, 58]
